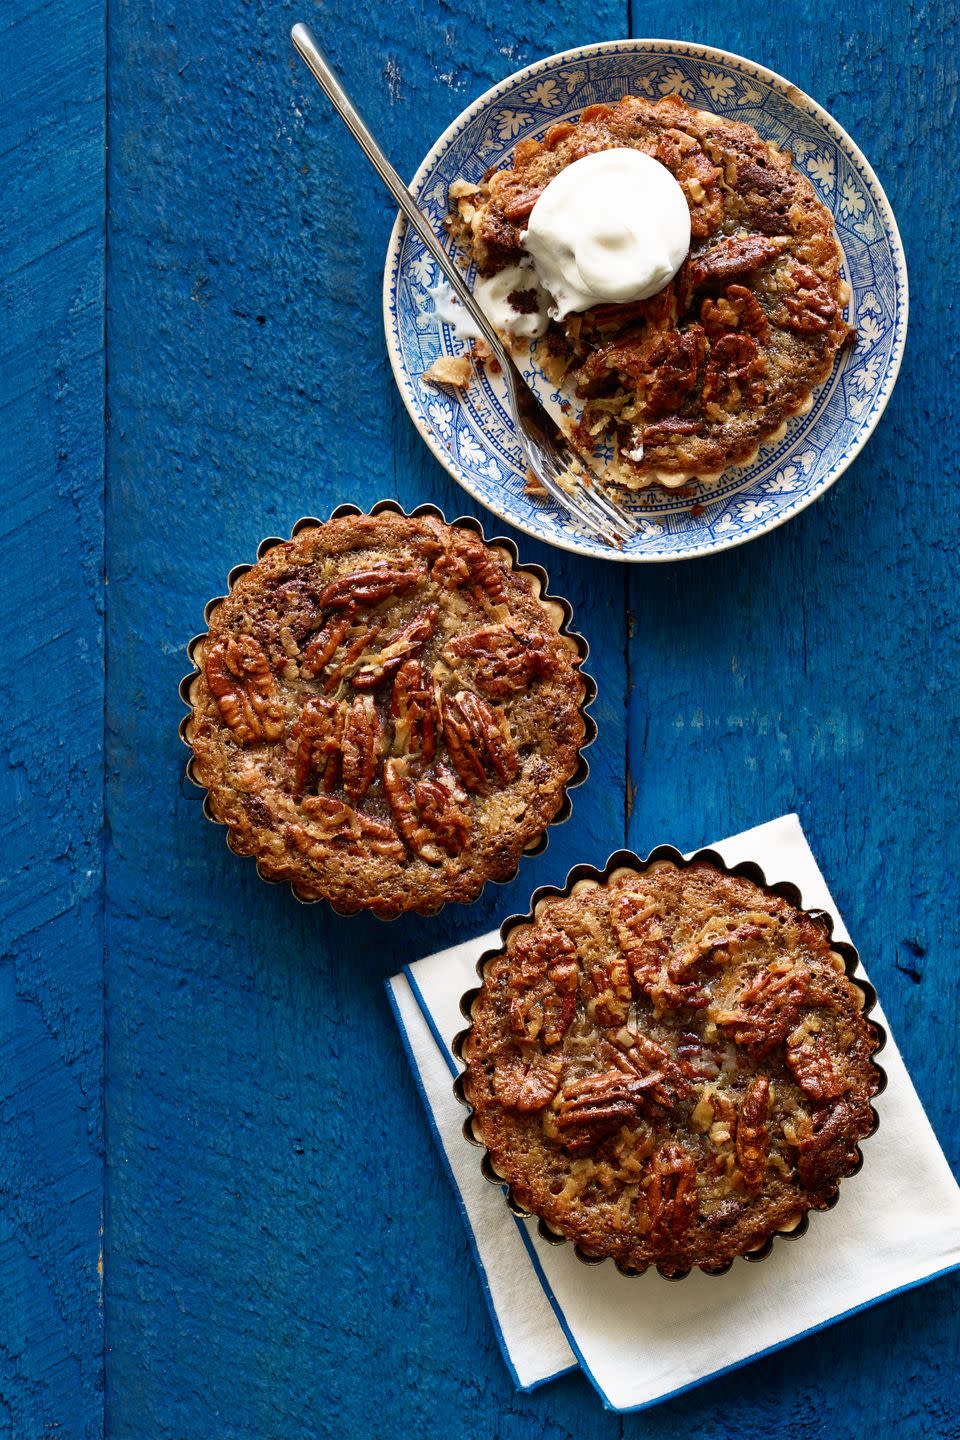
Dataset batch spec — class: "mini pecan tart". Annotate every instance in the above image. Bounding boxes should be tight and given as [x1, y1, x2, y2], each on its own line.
[448, 94, 854, 490]
[455, 850, 883, 1277]
[181, 506, 592, 918]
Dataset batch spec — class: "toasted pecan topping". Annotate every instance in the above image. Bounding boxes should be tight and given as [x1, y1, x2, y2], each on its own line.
[612, 1030, 688, 1098]
[778, 262, 839, 333]
[300, 614, 350, 679]
[714, 962, 811, 1052]
[291, 696, 345, 797]
[701, 283, 770, 341]
[442, 690, 518, 793]
[552, 1068, 662, 1155]
[641, 417, 703, 446]
[796, 1101, 862, 1189]
[341, 696, 381, 803]
[611, 888, 711, 1009]
[382, 757, 469, 864]
[684, 233, 788, 292]
[315, 565, 423, 611]
[351, 606, 438, 690]
[414, 766, 471, 858]
[646, 1143, 698, 1248]
[444, 623, 554, 698]
[205, 635, 284, 746]
[390, 658, 437, 761]
[493, 1051, 564, 1112]
[462, 858, 879, 1274]
[508, 928, 578, 1046]
[289, 798, 404, 860]
[735, 1076, 771, 1192]
[786, 1025, 845, 1101]
[431, 535, 508, 604]
[645, 325, 707, 417]
[581, 948, 632, 1028]
[188, 512, 586, 917]
[701, 333, 766, 411]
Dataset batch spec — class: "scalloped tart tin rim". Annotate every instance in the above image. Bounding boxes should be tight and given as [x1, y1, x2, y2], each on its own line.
[451, 841, 887, 1279]
[178, 498, 597, 921]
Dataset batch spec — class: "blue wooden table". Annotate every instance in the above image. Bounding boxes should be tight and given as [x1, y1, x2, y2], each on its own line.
[3, 0, 958, 1435]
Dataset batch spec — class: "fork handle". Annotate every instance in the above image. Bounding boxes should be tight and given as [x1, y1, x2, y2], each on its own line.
[291, 23, 510, 365]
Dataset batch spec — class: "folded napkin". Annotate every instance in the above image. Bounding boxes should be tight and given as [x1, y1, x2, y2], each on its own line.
[386, 815, 960, 1411]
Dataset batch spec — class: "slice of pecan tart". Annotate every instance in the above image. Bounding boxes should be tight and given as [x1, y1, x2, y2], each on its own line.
[456, 851, 883, 1277]
[181, 505, 593, 918]
[449, 93, 855, 490]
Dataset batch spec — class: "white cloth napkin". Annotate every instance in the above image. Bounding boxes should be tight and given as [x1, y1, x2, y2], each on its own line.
[386, 815, 960, 1411]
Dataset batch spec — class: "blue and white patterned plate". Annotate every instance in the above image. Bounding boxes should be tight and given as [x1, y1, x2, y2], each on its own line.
[383, 41, 907, 562]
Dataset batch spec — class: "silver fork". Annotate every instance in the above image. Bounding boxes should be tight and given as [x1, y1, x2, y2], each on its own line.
[291, 23, 638, 551]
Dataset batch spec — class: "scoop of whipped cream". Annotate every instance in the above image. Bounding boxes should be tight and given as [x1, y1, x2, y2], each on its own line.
[521, 148, 691, 319]
[429, 260, 550, 342]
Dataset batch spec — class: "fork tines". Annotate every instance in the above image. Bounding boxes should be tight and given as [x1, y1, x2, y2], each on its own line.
[532, 439, 639, 550]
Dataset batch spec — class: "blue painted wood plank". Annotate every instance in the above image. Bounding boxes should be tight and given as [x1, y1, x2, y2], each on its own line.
[0, 1, 105, 1436]
[624, 2, 960, 1435]
[104, 2, 626, 1437]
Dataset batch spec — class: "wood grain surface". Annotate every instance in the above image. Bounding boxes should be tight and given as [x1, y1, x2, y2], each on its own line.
[4, 0, 959, 1434]
[0, 1, 106, 1437]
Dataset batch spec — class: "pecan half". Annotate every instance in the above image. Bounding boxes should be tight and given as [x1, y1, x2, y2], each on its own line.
[778, 263, 838, 333]
[786, 1026, 845, 1102]
[287, 799, 405, 860]
[795, 1101, 861, 1189]
[442, 690, 518, 793]
[443, 624, 554, 698]
[640, 417, 703, 446]
[644, 325, 706, 417]
[674, 1030, 722, 1081]
[683, 233, 787, 295]
[351, 607, 438, 690]
[652, 132, 722, 237]
[341, 695, 381, 803]
[431, 535, 507, 603]
[414, 767, 470, 858]
[735, 1076, 770, 1192]
[645, 1143, 698, 1248]
[581, 950, 632, 1027]
[601, 1031, 687, 1110]
[679, 146, 724, 237]
[290, 696, 346, 797]
[701, 333, 766, 410]
[308, 624, 382, 696]
[205, 635, 284, 745]
[382, 757, 470, 863]
[552, 1067, 665, 1155]
[493, 1051, 564, 1112]
[390, 658, 437, 761]
[580, 282, 677, 334]
[299, 614, 350, 679]
[668, 922, 765, 980]
[507, 928, 578, 1046]
[611, 889, 667, 987]
[701, 283, 770, 341]
[574, 338, 637, 389]
[315, 565, 423, 611]
[611, 889, 710, 1009]
[713, 962, 811, 1052]
[500, 185, 546, 222]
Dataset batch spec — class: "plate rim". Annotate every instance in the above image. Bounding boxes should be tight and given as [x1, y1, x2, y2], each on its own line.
[382, 37, 909, 563]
